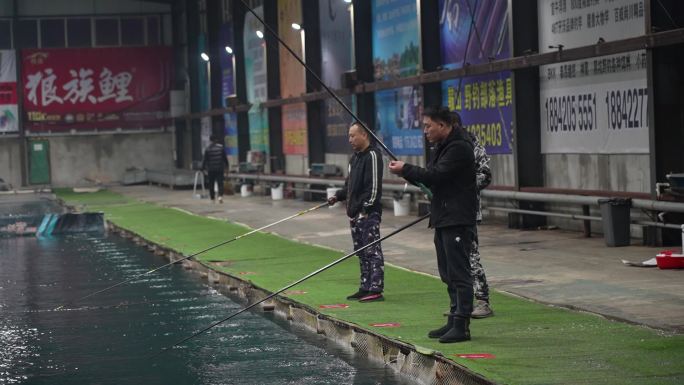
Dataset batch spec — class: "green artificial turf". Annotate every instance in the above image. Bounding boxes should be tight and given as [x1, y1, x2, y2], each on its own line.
[58, 189, 684, 385]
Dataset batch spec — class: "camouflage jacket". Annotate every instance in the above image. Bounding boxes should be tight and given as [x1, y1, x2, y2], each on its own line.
[467, 131, 492, 221]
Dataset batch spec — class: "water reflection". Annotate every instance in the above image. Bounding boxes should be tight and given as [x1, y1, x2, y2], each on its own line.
[0, 234, 411, 385]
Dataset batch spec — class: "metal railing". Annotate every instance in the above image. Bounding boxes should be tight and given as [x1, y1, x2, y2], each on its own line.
[227, 173, 684, 232]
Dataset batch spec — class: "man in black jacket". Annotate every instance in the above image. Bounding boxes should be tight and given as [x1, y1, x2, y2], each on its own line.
[328, 122, 385, 302]
[388, 107, 477, 343]
[202, 135, 229, 203]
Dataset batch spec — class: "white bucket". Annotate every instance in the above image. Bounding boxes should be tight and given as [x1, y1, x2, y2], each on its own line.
[393, 194, 411, 216]
[240, 184, 253, 197]
[327, 187, 341, 208]
[271, 184, 284, 200]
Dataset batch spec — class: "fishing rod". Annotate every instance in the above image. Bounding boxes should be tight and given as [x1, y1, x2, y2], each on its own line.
[237, 0, 432, 200]
[451, 0, 477, 119]
[54, 201, 329, 310]
[459, 0, 511, 149]
[155, 212, 430, 355]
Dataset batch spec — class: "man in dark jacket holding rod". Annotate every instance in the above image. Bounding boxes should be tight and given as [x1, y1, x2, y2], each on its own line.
[328, 122, 385, 303]
[202, 135, 229, 203]
[388, 107, 477, 343]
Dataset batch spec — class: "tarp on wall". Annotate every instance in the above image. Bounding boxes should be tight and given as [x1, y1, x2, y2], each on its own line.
[22, 47, 172, 132]
[538, 0, 649, 154]
[440, 0, 513, 155]
[219, 23, 238, 156]
[278, 0, 308, 155]
[244, 4, 269, 153]
[0, 50, 18, 133]
[320, 0, 354, 154]
[372, 0, 423, 156]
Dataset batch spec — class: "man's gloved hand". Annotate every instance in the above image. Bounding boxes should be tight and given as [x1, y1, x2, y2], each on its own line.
[327, 196, 337, 206]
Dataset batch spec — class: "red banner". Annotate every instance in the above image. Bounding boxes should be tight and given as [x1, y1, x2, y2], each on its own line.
[22, 47, 172, 131]
[0, 82, 16, 105]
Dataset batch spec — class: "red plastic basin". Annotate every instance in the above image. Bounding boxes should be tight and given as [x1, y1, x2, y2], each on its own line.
[656, 251, 684, 269]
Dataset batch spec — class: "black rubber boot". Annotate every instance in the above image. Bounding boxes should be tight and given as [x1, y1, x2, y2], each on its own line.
[438, 316, 471, 343]
[428, 315, 454, 339]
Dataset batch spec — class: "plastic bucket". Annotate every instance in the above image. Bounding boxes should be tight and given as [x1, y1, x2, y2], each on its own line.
[240, 184, 253, 197]
[327, 188, 341, 208]
[393, 194, 410, 216]
[271, 184, 284, 200]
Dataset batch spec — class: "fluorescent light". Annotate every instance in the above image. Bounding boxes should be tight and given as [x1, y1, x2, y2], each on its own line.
[200, 52, 209, 61]
[291, 23, 302, 30]
[225, 46, 233, 54]
[256, 30, 264, 39]
[344, 0, 352, 3]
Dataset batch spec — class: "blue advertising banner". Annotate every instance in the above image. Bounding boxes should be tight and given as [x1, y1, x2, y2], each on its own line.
[440, 0, 513, 154]
[375, 87, 423, 155]
[320, 0, 354, 154]
[372, 0, 423, 156]
[219, 23, 237, 156]
[444, 73, 513, 153]
[244, 5, 269, 153]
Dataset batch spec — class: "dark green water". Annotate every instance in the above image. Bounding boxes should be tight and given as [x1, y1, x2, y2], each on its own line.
[0, 234, 412, 385]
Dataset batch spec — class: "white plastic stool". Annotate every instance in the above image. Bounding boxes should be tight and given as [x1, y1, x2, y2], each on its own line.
[193, 171, 206, 199]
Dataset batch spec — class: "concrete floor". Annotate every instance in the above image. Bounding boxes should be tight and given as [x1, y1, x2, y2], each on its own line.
[111, 185, 684, 333]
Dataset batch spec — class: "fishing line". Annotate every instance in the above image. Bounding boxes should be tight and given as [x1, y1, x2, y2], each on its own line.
[461, 0, 512, 150]
[6, 299, 161, 315]
[450, 0, 477, 120]
[154, 213, 430, 356]
[53, 201, 328, 310]
[237, 0, 433, 199]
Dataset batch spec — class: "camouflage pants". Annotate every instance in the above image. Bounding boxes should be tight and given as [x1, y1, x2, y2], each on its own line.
[469, 228, 490, 301]
[349, 212, 384, 293]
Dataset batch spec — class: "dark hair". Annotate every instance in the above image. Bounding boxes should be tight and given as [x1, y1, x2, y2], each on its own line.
[422, 106, 453, 125]
[351, 120, 370, 129]
[350, 120, 371, 137]
[210, 134, 219, 143]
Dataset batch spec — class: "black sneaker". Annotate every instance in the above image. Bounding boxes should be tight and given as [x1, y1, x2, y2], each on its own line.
[346, 290, 369, 300]
[358, 292, 384, 303]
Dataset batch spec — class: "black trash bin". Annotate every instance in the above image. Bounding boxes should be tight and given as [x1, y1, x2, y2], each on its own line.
[598, 198, 632, 247]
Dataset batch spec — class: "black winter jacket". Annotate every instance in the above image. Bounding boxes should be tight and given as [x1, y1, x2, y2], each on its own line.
[401, 128, 476, 228]
[335, 146, 383, 218]
[202, 143, 228, 172]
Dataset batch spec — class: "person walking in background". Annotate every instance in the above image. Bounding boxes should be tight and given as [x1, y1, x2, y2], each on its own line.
[388, 107, 477, 343]
[202, 134, 229, 203]
[328, 122, 385, 303]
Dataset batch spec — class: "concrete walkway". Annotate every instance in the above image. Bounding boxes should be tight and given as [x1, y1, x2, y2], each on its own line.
[110, 185, 684, 332]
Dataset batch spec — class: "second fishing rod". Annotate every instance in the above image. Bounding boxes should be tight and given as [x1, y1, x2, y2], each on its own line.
[155, 212, 431, 355]
[54, 201, 329, 310]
